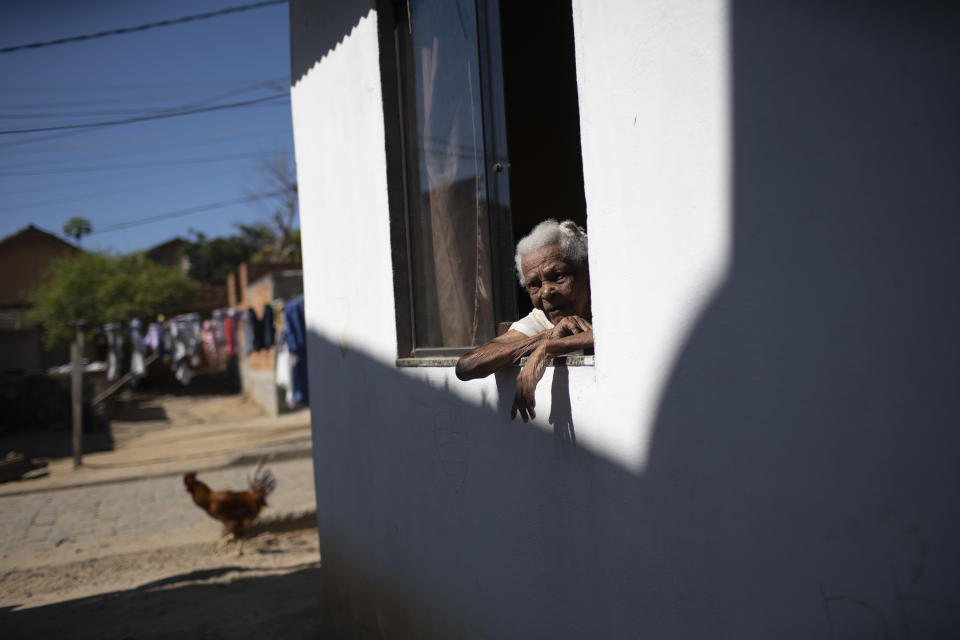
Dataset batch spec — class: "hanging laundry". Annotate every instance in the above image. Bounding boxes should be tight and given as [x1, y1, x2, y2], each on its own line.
[174, 360, 192, 385]
[168, 320, 186, 374]
[223, 310, 238, 358]
[201, 319, 218, 368]
[211, 309, 227, 346]
[284, 296, 309, 406]
[186, 313, 203, 368]
[104, 322, 124, 382]
[275, 334, 295, 408]
[129, 318, 147, 386]
[161, 322, 173, 362]
[170, 313, 202, 385]
[241, 308, 255, 355]
[144, 321, 163, 356]
[247, 307, 265, 351]
[262, 303, 275, 349]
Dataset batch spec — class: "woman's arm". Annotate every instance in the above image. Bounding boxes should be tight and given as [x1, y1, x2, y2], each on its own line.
[511, 318, 593, 422]
[455, 330, 549, 381]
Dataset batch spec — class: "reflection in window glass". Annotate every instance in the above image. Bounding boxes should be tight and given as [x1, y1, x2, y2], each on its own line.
[402, 0, 494, 349]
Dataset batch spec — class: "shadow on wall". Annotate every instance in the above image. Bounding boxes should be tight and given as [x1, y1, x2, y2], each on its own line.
[642, 0, 960, 636]
[307, 334, 662, 639]
[309, 319, 958, 640]
[301, 2, 960, 639]
[289, 0, 373, 85]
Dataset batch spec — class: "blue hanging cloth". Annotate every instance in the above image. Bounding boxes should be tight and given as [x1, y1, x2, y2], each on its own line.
[283, 296, 308, 406]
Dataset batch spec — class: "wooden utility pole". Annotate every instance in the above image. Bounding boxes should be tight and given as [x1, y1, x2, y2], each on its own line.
[71, 322, 85, 469]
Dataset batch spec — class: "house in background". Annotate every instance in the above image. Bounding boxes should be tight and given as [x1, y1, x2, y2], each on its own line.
[142, 237, 191, 272]
[142, 237, 228, 315]
[0, 225, 79, 372]
[289, 1, 960, 637]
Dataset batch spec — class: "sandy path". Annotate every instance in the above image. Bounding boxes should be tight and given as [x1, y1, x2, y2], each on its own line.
[1, 528, 328, 638]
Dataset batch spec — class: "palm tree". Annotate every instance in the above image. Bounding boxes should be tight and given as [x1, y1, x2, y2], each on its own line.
[62, 217, 92, 245]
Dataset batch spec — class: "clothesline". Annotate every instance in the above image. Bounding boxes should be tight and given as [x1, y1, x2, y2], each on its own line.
[92, 351, 159, 406]
[94, 296, 308, 406]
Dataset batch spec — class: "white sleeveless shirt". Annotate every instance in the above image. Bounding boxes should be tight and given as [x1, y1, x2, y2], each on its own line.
[508, 308, 554, 337]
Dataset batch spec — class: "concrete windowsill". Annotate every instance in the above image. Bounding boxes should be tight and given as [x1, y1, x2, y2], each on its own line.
[396, 355, 595, 368]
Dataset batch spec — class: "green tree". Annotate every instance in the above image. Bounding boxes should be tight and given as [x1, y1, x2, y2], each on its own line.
[62, 217, 92, 244]
[179, 227, 262, 285]
[28, 252, 197, 348]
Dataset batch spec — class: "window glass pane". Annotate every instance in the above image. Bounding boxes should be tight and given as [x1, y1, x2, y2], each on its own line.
[403, 0, 494, 349]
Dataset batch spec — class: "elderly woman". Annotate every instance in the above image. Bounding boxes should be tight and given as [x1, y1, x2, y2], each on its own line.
[456, 219, 593, 422]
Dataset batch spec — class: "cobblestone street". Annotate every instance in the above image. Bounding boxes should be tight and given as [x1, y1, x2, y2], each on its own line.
[0, 457, 316, 562]
[0, 394, 324, 637]
[0, 394, 316, 568]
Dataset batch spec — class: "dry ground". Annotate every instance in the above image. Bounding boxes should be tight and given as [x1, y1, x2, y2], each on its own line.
[0, 527, 328, 639]
[1, 392, 325, 638]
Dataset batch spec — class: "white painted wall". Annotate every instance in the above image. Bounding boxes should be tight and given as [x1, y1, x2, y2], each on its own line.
[290, 2, 396, 365]
[291, 1, 960, 637]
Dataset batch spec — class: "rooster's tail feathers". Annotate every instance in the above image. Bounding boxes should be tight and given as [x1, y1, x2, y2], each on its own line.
[249, 461, 276, 497]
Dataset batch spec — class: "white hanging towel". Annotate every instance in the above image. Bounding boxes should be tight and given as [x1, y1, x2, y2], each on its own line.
[129, 318, 147, 385]
[275, 335, 295, 408]
[104, 322, 124, 382]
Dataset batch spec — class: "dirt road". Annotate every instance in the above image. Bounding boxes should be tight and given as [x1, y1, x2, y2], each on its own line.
[1, 527, 328, 639]
[1, 393, 327, 638]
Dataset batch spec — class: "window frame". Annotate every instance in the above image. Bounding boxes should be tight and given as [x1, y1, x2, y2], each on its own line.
[377, 0, 518, 360]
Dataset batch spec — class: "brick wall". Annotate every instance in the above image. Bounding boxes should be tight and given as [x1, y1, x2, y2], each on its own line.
[244, 278, 276, 373]
[235, 265, 303, 414]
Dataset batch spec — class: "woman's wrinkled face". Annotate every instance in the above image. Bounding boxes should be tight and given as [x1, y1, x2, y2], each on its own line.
[520, 245, 590, 325]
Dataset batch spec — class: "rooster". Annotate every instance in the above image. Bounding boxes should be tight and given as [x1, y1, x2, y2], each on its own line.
[183, 462, 276, 556]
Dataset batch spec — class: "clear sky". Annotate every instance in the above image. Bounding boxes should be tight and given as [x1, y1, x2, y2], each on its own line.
[0, 0, 294, 254]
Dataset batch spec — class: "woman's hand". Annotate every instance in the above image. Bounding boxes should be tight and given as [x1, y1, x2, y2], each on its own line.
[549, 315, 592, 338]
[511, 316, 593, 422]
[511, 343, 549, 422]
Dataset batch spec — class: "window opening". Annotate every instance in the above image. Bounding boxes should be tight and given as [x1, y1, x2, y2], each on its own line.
[386, 0, 587, 356]
[500, 0, 587, 318]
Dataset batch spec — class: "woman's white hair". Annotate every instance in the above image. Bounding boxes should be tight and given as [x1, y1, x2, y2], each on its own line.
[514, 219, 588, 286]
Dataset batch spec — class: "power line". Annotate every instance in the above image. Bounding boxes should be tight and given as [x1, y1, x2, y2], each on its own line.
[0, 107, 222, 119]
[0, 77, 289, 94]
[1, 123, 290, 156]
[0, 165, 267, 213]
[90, 190, 287, 235]
[0, 100, 289, 150]
[0, 125, 110, 150]
[0, 93, 289, 136]
[0, 1, 288, 54]
[0, 151, 275, 177]
[0, 83, 286, 119]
